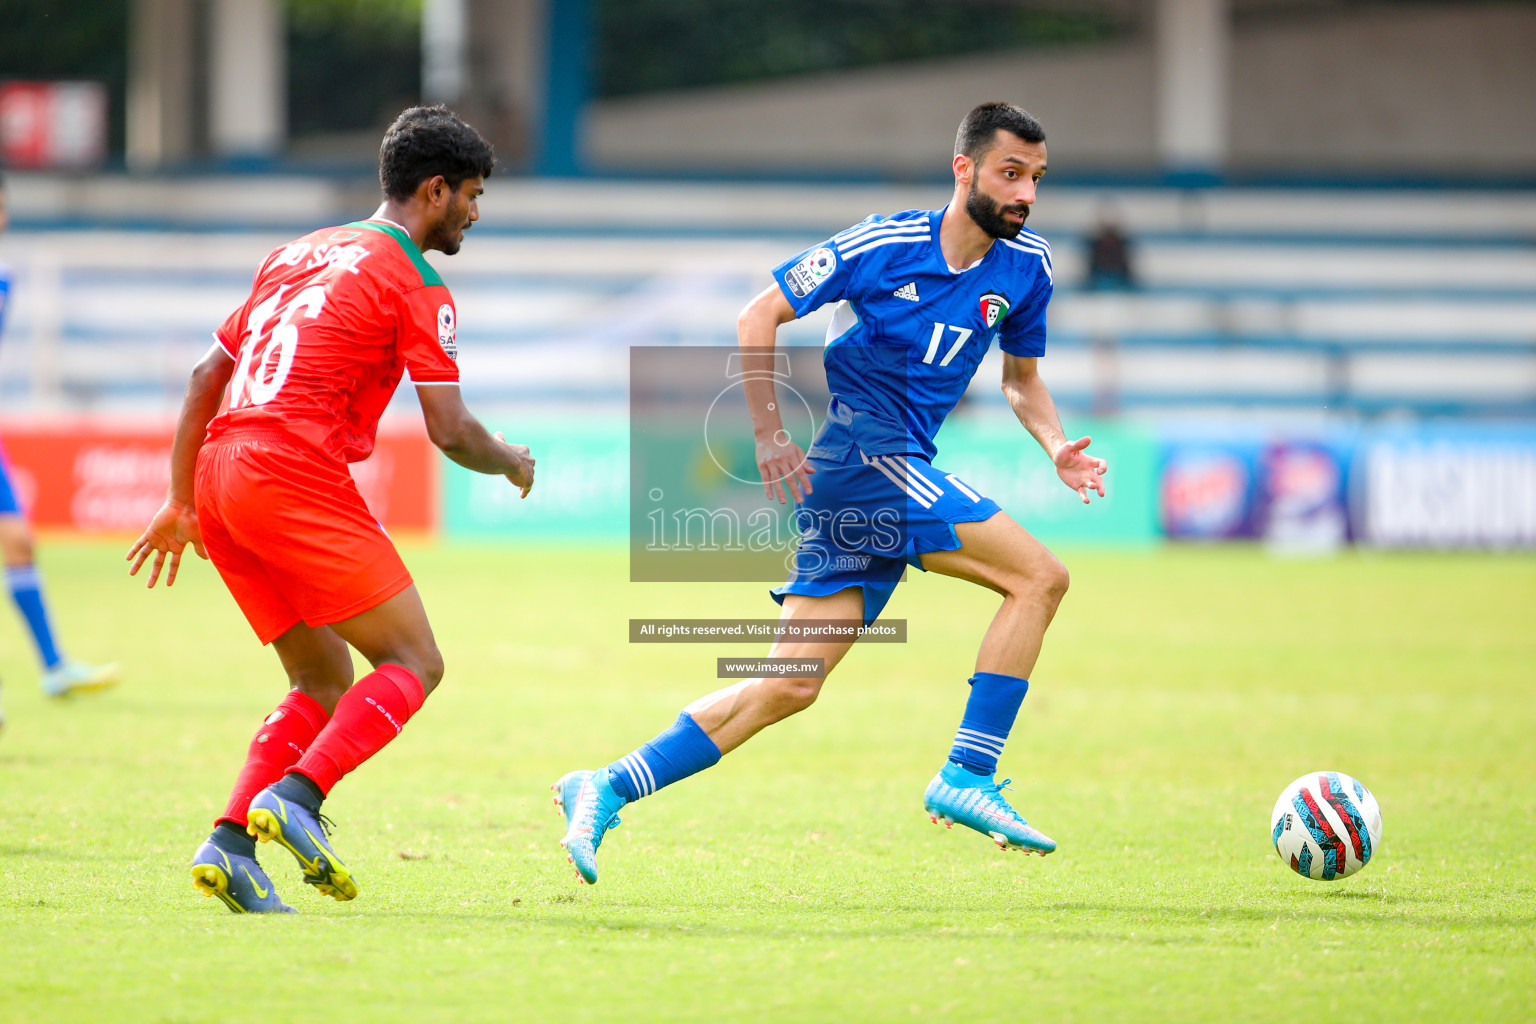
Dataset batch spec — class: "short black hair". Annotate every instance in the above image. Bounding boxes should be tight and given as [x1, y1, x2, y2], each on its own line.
[954, 102, 1045, 160]
[379, 105, 495, 201]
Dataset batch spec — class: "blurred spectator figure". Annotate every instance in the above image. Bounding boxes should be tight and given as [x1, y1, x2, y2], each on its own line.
[1085, 205, 1135, 291]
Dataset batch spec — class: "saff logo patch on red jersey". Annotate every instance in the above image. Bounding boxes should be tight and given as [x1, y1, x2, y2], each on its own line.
[979, 292, 1010, 328]
[437, 304, 457, 360]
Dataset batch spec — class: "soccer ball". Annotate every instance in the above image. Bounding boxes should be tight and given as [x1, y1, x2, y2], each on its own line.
[1270, 771, 1382, 880]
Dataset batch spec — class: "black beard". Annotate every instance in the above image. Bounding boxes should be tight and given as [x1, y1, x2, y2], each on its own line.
[428, 220, 466, 255]
[966, 180, 1028, 240]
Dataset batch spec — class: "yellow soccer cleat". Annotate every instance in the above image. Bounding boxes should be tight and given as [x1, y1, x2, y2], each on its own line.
[190, 838, 297, 914]
[246, 784, 359, 901]
[42, 661, 120, 699]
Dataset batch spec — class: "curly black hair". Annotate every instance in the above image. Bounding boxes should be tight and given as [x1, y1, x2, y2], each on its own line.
[954, 102, 1045, 160]
[378, 105, 495, 201]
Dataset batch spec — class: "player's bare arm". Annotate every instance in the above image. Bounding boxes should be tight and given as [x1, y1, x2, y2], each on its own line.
[126, 342, 234, 587]
[1001, 353, 1106, 504]
[415, 383, 535, 497]
[739, 284, 815, 504]
[378, 162, 536, 496]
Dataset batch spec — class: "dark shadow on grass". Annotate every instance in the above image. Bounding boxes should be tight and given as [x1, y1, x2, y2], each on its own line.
[1299, 887, 1403, 900]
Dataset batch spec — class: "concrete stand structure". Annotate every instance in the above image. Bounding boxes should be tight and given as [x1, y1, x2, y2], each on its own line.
[208, 0, 285, 161]
[1155, 0, 1229, 173]
[126, 0, 197, 171]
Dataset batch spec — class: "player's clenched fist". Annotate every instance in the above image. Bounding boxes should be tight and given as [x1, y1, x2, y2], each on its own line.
[126, 499, 208, 588]
[493, 431, 535, 498]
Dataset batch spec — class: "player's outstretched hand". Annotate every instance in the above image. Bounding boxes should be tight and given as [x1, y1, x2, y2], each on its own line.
[1053, 436, 1108, 504]
[493, 431, 535, 498]
[756, 432, 816, 504]
[126, 499, 207, 588]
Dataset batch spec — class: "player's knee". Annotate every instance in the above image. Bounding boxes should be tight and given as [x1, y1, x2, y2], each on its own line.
[421, 648, 445, 692]
[0, 530, 34, 566]
[766, 676, 822, 716]
[1006, 554, 1069, 609]
[291, 666, 353, 713]
[402, 644, 445, 695]
[1037, 557, 1070, 605]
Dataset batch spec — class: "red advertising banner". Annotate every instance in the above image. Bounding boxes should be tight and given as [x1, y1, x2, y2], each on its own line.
[0, 81, 108, 169]
[0, 418, 437, 533]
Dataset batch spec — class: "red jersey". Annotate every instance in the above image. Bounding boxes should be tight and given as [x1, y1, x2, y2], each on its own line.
[208, 219, 460, 463]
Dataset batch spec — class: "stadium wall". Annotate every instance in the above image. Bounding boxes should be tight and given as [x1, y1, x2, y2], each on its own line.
[586, 4, 1536, 177]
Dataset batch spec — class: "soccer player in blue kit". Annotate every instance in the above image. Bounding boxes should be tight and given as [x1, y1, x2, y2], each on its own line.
[555, 102, 1106, 883]
[0, 175, 119, 733]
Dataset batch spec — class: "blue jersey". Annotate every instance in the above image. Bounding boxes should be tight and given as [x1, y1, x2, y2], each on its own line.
[0, 262, 11, 339]
[0, 264, 14, 515]
[771, 205, 1053, 461]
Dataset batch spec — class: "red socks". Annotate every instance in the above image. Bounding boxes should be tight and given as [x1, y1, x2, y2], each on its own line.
[215, 665, 426, 821]
[292, 664, 425, 796]
[217, 689, 329, 828]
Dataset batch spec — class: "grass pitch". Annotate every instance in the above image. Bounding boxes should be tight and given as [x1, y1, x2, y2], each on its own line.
[1, 539, 1532, 1023]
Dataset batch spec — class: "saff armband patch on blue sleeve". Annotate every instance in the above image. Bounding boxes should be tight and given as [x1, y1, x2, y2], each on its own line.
[783, 246, 838, 299]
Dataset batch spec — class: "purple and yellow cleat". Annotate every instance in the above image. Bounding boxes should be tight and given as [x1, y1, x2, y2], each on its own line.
[190, 838, 296, 914]
[246, 785, 358, 901]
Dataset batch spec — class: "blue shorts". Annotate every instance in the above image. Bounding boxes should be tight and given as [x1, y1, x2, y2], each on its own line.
[0, 438, 20, 516]
[770, 450, 1002, 626]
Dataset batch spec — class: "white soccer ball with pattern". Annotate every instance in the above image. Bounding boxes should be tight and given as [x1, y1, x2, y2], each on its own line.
[1270, 771, 1382, 880]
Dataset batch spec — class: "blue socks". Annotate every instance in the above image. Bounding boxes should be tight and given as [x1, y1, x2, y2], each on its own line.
[949, 671, 1030, 776]
[606, 712, 722, 802]
[6, 564, 63, 670]
[598, 677, 1024, 803]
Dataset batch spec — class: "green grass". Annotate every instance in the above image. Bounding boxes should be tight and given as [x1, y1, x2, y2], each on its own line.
[1, 539, 1533, 1023]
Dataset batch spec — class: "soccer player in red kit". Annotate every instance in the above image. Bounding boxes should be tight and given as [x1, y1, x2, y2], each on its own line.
[127, 106, 534, 914]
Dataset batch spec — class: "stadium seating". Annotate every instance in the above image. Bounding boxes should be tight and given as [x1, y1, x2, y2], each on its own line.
[1, 181, 1531, 418]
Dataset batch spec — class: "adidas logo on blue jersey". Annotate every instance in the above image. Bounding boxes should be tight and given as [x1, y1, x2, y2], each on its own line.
[893, 282, 920, 301]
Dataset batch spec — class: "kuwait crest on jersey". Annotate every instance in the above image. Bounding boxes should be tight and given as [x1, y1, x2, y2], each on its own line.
[979, 292, 1010, 328]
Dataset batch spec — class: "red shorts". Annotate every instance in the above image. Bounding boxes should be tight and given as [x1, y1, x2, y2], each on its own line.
[195, 433, 413, 644]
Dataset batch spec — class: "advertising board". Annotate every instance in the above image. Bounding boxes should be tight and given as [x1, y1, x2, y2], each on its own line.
[0, 419, 437, 533]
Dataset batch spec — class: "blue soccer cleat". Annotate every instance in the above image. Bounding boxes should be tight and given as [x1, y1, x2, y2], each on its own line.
[246, 785, 358, 901]
[190, 839, 296, 914]
[552, 769, 626, 885]
[42, 661, 120, 699]
[923, 761, 1057, 855]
